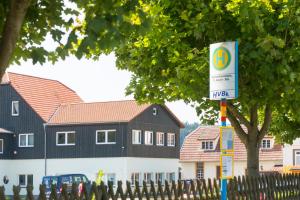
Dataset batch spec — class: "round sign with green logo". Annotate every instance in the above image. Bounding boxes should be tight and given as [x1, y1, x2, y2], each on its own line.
[213, 47, 231, 70]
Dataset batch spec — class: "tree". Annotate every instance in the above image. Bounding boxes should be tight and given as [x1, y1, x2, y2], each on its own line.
[180, 122, 199, 147]
[2, 0, 299, 177]
[113, 1, 300, 176]
[0, 0, 149, 78]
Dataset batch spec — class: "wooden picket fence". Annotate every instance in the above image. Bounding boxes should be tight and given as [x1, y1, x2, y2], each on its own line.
[0, 173, 300, 200]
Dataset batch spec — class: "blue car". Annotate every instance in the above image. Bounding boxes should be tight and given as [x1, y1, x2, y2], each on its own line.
[42, 174, 91, 197]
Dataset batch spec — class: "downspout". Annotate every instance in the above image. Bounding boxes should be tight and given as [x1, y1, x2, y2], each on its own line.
[43, 123, 47, 176]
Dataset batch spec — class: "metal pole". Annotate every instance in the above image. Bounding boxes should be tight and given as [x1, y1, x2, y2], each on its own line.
[220, 99, 227, 200]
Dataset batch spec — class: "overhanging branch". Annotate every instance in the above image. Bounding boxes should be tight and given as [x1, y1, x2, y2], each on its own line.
[227, 109, 248, 144]
[258, 104, 272, 142]
[227, 102, 251, 130]
[0, 0, 31, 77]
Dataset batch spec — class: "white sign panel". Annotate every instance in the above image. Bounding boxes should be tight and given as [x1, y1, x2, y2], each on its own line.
[221, 127, 234, 151]
[221, 154, 234, 178]
[209, 41, 238, 100]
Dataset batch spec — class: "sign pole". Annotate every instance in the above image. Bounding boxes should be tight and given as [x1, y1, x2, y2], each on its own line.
[209, 41, 238, 200]
[220, 99, 227, 200]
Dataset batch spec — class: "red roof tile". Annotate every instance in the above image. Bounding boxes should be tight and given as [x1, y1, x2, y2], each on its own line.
[48, 100, 150, 124]
[180, 126, 282, 162]
[1, 72, 83, 121]
[48, 100, 153, 125]
[48, 100, 185, 126]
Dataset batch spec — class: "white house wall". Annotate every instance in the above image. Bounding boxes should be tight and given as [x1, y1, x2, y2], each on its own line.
[0, 159, 44, 196]
[180, 162, 195, 179]
[0, 157, 179, 195]
[180, 160, 282, 180]
[126, 157, 179, 181]
[283, 138, 300, 166]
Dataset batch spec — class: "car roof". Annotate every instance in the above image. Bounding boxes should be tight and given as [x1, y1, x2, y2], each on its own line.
[57, 174, 86, 176]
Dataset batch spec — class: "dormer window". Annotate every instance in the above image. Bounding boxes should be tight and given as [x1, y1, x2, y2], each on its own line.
[12, 101, 19, 116]
[153, 107, 157, 116]
[261, 139, 272, 149]
[202, 141, 214, 150]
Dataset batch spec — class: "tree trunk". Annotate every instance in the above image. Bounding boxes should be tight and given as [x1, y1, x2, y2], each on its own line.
[227, 103, 272, 177]
[0, 0, 31, 78]
[246, 138, 260, 177]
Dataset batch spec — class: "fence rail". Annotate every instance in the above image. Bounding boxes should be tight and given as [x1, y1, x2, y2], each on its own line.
[0, 173, 300, 200]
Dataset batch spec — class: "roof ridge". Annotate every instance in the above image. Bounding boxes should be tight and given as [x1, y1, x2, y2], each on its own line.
[60, 99, 139, 106]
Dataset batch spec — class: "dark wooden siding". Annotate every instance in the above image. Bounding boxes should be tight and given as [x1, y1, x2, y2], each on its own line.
[0, 84, 45, 159]
[45, 123, 128, 158]
[127, 105, 181, 158]
[0, 133, 14, 159]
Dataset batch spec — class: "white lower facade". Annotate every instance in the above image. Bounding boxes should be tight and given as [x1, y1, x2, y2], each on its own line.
[283, 138, 300, 166]
[180, 160, 282, 180]
[0, 157, 179, 195]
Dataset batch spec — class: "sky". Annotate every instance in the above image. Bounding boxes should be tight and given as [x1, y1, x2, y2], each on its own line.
[8, 53, 199, 123]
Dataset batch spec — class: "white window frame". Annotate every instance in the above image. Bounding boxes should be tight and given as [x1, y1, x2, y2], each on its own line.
[96, 129, 117, 144]
[131, 172, 140, 185]
[56, 131, 75, 146]
[166, 172, 175, 183]
[132, 130, 142, 144]
[19, 133, 34, 147]
[295, 150, 300, 165]
[201, 141, 214, 150]
[105, 173, 116, 186]
[156, 132, 164, 146]
[155, 172, 164, 184]
[0, 139, 3, 154]
[144, 131, 153, 145]
[144, 172, 152, 184]
[167, 133, 175, 147]
[261, 139, 272, 149]
[19, 174, 33, 187]
[196, 162, 204, 179]
[11, 101, 19, 116]
[153, 107, 157, 116]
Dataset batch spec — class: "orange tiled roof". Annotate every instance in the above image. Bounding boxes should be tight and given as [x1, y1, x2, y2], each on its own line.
[180, 126, 283, 162]
[1, 72, 83, 121]
[48, 100, 152, 125]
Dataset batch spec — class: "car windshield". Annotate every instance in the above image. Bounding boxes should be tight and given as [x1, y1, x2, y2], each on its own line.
[43, 176, 58, 189]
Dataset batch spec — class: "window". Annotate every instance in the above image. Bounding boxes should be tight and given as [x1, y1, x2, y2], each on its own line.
[56, 132, 75, 145]
[131, 173, 140, 185]
[132, 130, 142, 144]
[145, 131, 153, 145]
[156, 132, 164, 146]
[96, 130, 116, 144]
[153, 107, 157, 115]
[295, 151, 300, 165]
[144, 173, 152, 184]
[261, 139, 271, 149]
[167, 133, 175, 146]
[196, 162, 204, 179]
[19, 134, 34, 147]
[166, 172, 175, 183]
[12, 101, 19, 116]
[0, 139, 3, 154]
[19, 174, 33, 187]
[155, 173, 164, 184]
[201, 141, 214, 150]
[106, 173, 116, 186]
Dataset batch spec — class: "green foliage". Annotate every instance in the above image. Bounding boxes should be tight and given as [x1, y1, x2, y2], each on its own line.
[0, 0, 151, 65]
[1, 0, 299, 142]
[180, 122, 199, 147]
[114, 0, 300, 142]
